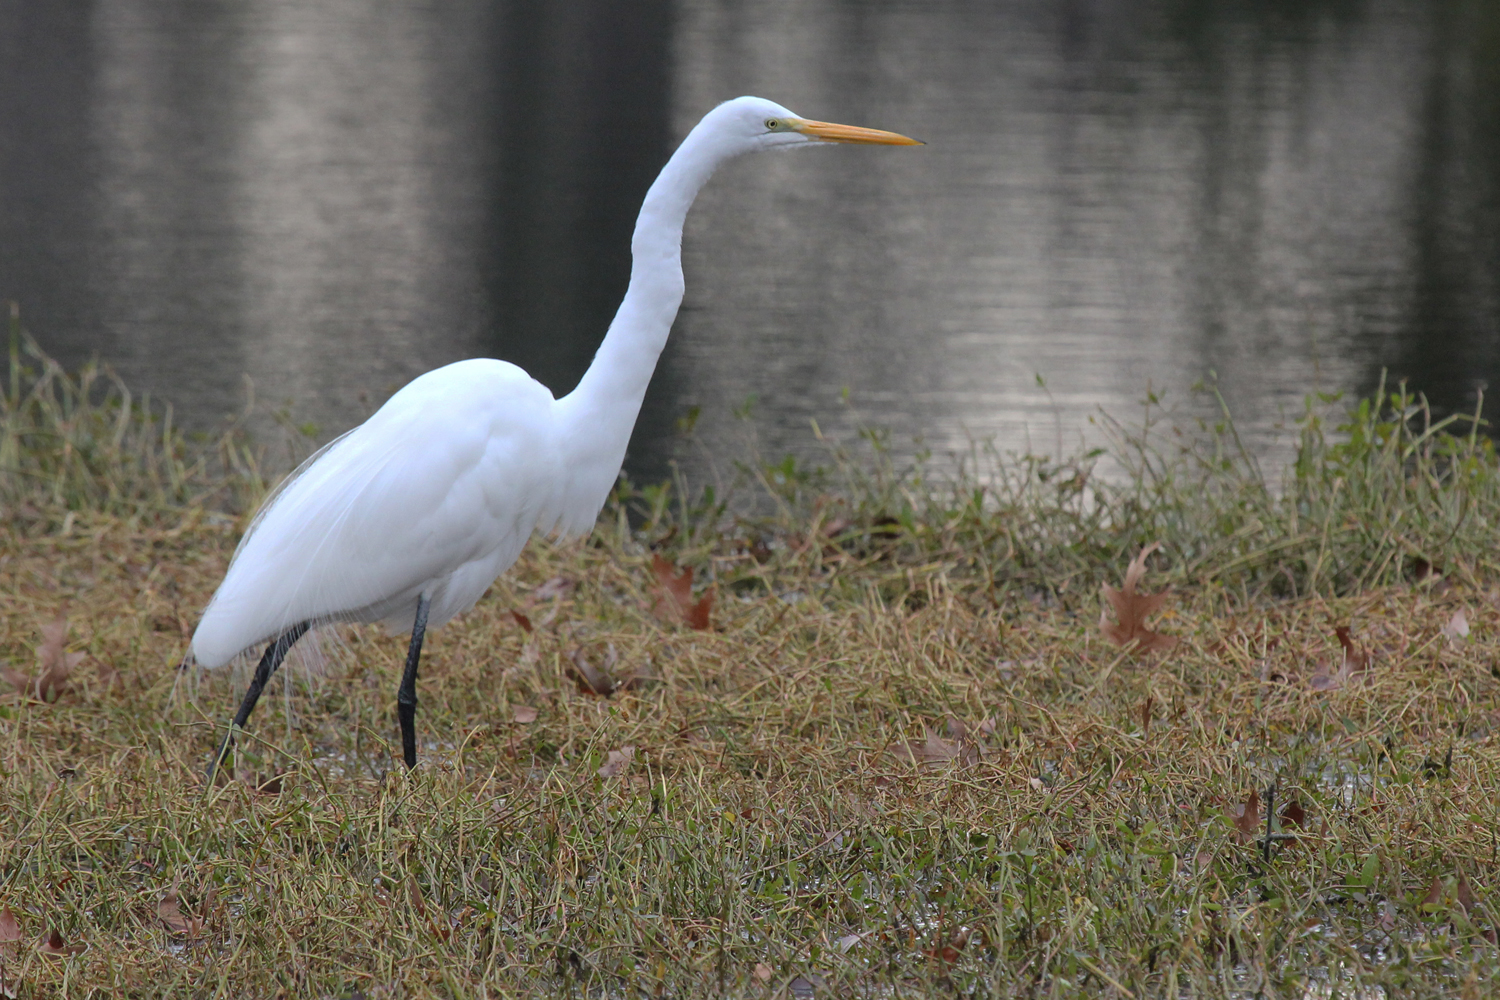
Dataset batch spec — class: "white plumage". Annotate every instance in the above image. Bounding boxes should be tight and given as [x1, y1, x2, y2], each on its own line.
[193, 96, 920, 772]
[193, 361, 561, 666]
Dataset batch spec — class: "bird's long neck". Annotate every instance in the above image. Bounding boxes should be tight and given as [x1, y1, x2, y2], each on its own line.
[559, 123, 733, 470]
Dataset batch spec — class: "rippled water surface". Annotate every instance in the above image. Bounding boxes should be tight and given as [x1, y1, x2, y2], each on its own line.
[2, 0, 1496, 484]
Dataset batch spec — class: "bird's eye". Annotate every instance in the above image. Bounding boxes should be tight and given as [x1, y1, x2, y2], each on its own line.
[764, 118, 780, 130]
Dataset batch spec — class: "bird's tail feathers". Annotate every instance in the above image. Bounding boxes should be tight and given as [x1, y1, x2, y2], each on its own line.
[228, 426, 359, 566]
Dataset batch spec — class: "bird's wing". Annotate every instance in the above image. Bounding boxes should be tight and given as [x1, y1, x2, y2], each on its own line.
[191, 360, 560, 666]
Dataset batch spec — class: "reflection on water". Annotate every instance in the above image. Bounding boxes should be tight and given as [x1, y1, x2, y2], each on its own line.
[0, 0, 1496, 486]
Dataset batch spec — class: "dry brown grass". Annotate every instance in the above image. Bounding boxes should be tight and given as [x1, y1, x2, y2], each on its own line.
[1, 505, 1498, 997]
[4, 336, 1500, 994]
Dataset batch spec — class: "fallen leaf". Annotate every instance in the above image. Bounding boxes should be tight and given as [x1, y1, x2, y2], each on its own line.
[919, 732, 960, 762]
[1333, 626, 1369, 673]
[788, 974, 819, 998]
[1442, 610, 1470, 643]
[924, 926, 971, 963]
[1414, 559, 1455, 594]
[1308, 662, 1346, 692]
[1422, 875, 1445, 909]
[158, 887, 203, 937]
[1311, 626, 1372, 692]
[4, 614, 86, 701]
[1230, 788, 1261, 844]
[1280, 800, 1306, 830]
[889, 728, 976, 766]
[1457, 874, 1477, 916]
[512, 705, 538, 724]
[0, 664, 28, 696]
[753, 962, 773, 982]
[0, 907, 19, 958]
[649, 555, 714, 631]
[598, 746, 635, 778]
[509, 609, 533, 633]
[530, 576, 575, 603]
[567, 645, 618, 697]
[1099, 543, 1177, 653]
[1140, 696, 1153, 735]
[1028, 776, 1045, 792]
[836, 931, 870, 953]
[34, 614, 85, 702]
[37, 927, 85, 957]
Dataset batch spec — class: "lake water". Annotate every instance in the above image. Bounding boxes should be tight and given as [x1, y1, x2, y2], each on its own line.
[2, 0, 1496, 489]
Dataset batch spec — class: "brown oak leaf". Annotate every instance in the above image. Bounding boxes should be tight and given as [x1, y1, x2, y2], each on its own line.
[37, 927, 85, 957]
[1422, 875, 1445, 909]
[1457, 874, 1477, 917]
[158, 887, 203, 937]
[35, 615, 85, 701]
[1441, 609, 1470, 643]
[1308, 662, 1346, 692]
[923, 926, 971, 964]
[889, 727, 979, 767]
[597, 746, 635, 778]
[567, 645, 618, 697]
[1230, 788, 1261, 844]
[1333, 626, 1370, 673]
[3, 614, 86, 701]
[1099, 543, 1177, 652]
[649, 555, 713, 631]
[0, 907, 19, 958]
[1312, 626, 1372, 692]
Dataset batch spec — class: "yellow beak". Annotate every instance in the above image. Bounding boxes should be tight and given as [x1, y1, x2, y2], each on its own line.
[789, 119, 924, 145]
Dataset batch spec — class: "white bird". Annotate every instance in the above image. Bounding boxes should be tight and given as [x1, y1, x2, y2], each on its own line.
[193, 96, 921, 777]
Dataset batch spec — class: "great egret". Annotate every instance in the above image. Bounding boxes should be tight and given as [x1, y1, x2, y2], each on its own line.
[193, 96, 920, 778]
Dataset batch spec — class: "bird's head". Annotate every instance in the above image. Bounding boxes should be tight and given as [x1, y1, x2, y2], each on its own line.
[706, 96, 923, 154]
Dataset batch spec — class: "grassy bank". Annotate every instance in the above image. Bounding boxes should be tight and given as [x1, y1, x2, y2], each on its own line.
[1, 336, 1498, 997]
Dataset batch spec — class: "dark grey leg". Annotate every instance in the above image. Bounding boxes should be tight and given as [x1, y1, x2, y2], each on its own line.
[397, 596, 431, 769]
[206, 622, 311, 784]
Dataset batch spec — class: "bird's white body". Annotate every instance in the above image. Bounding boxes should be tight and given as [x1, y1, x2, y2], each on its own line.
[191, 96, 919, 670]
[194, 361, 556, 665]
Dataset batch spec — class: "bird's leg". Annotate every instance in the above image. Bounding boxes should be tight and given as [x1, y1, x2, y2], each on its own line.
[206, 622, 311, 785]
[397, 595, 431, 769]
